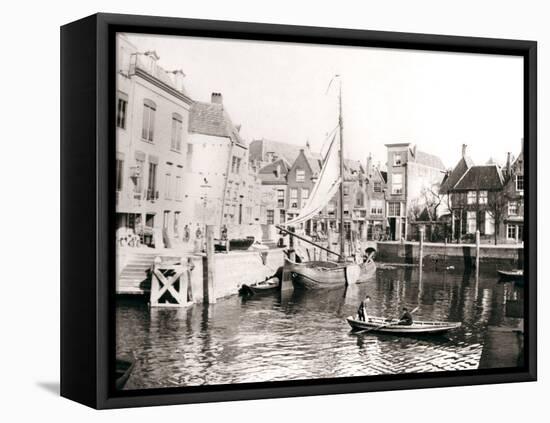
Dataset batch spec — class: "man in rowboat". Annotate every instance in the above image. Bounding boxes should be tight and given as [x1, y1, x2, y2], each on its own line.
[398, 307, 413, 326]
[357, 295, 371, 322]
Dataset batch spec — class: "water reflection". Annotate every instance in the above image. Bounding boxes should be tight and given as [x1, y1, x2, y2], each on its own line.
[116, 266, 524, 389]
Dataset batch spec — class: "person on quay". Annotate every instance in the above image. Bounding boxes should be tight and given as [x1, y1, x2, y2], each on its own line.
[357, 295, 371, 322]
[399, 307, 413, 326]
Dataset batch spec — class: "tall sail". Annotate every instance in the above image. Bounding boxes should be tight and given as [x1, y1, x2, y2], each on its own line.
[285, 131, 341, 227]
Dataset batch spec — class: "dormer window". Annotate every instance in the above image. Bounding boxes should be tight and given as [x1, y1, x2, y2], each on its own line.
[296, 169, 305, 182]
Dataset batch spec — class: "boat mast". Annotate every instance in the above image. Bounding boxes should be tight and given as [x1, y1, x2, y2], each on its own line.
[338, 76, 345, 260]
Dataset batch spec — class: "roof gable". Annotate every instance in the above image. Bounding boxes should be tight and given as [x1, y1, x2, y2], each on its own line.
[452, 165, 504, 191]
[440, 156, 474, 192]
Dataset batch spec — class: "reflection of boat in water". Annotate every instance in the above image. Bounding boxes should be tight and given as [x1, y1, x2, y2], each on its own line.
[214, 236, 255, 252]
[497, 269, 524, 282]
[115, 356, 136, 390]
[346, 316, 461, 335]
[277, 76, 375, 289]
[286, 258, 360, 289]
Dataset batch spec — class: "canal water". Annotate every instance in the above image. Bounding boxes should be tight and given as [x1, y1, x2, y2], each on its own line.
[116, 266, 524, 390]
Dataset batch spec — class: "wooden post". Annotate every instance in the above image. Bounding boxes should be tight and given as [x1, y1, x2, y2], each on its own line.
[419, 227, 424, 273]
[203, 225, 216, 304]
[475, 229, 480, 275]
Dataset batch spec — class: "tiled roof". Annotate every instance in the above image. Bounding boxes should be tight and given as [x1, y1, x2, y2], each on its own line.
[452, 165, 504, 191]
[258, 159, 290, 184]
[440, 156, 474, 192]
[343, 159, 365, 180]
[415, 150, 446, 170]
[189, 101, 246, 146]
[249, 139, 322, 166]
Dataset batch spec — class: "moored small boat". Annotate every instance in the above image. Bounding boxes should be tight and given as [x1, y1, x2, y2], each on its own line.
[115, 356, 136, 390]
[215, 236, 255, 252]
[239, 277, 280, 296]
[346, 316, 461, 334]
[286, 258, 360, 289]
[497, 269, 524, 282]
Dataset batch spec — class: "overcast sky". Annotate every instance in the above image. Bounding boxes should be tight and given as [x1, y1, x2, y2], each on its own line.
[125, 33, 523, 170]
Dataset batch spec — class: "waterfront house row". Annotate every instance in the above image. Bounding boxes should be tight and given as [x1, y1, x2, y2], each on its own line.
[115, 34, 262, 248]
[251, 139, 389, 241]
[440, 144, 524, 244]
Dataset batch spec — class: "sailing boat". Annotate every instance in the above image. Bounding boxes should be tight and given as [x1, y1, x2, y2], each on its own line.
[278, 76, 375, 289]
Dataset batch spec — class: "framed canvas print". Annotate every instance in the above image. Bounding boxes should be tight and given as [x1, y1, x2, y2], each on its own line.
[60, 13, 537, 409]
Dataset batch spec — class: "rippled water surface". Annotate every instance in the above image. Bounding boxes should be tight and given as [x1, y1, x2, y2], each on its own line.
[116, 266, 523, 389]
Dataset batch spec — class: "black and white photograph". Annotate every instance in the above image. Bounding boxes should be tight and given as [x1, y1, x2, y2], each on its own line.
[114, 31, 528, 391]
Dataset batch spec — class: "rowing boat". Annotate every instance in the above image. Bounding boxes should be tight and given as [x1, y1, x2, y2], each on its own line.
[239, 277, 280, 296]
[497, 269, 524, 282]
[346, 316, 461, 334]
[115, 356, 136, 390]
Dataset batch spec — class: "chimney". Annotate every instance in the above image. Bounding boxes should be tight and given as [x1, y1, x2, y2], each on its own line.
[367, 153, 373, 176]
[462, 144, 467, 158]
[171, 69, 186, 92]
[506, 152, 512, 176]
[211, 92, 223, 104]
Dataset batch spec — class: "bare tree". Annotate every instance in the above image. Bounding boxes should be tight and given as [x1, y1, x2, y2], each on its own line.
[486, 190, 508, 245]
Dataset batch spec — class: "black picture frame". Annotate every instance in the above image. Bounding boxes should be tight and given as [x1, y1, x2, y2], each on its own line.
[61, 12, 537, 409]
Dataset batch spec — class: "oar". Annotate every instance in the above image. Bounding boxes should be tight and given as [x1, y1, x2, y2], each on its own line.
[355, 306, 419, 334]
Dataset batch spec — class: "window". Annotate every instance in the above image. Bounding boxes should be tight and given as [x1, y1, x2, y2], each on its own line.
[356, 192, 364, 207]
[370, 200, 383, 215]
[141, 99, 156, 142]
[134, 158, 144, 194]
[479, 190, 488, 205]
[373, 181, 382, 193]
[147, 162, 157, 200]
[163, 211, 170, 229]
[290, 188, 298, 208]
[392, 174, 403, 195]
[485, 211, 495, 235]
[115, 159, 124, 192]
[516, 174, 524, 191]
[302, 188, 310, 200]
[343, 185, 350, 196]
[116, 94, 128, 129]
[467, 191, 477, 205]
[277, 189, 285, 208]
[171, 113, 183, 151]
[174, 212, 180, 236]
[393, 153, 403, 166]
[508, 201, 518, 216]
[344, 204, 350, 216]
[267, 209, 275, 225]
[296, 169, 305, 182]
[507, 224, 517, 240]
[164, 172, 172, 199]
[467, 211, 477, 234]
[231, 156, 242, 174]
[280, 209, 286, 223]
[388, 202, 401, 217]
[175, 175, 183, 201]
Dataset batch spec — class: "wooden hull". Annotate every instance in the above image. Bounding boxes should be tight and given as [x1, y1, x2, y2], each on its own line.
[115, 356, 136, 390]
[358, 260, 377, 281]
[497, 270, 524, 282]
[346, 316, 461, 334]
[286, 259, 360, 289]
[239, 280, 279, 296]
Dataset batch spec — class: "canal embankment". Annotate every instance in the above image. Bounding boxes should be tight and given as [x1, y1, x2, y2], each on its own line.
[376, 240, 523, 269]
[116, 245, 286, 302]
